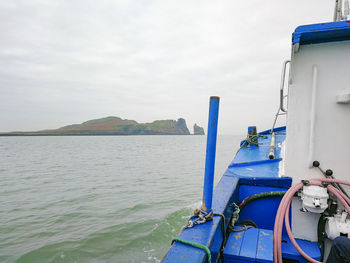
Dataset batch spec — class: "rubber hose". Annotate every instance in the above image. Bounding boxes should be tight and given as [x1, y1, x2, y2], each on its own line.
[273, 179, 350, 263]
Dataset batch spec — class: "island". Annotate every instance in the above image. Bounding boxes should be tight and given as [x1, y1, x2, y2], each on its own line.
[193, 124, 205, 135]
[0, 116, 195, 136]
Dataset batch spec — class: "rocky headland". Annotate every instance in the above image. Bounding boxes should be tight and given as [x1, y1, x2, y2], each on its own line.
[0, 116, 205, 136]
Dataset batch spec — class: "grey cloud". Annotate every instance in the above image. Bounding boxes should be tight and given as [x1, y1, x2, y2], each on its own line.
[0, 0, 334, 133]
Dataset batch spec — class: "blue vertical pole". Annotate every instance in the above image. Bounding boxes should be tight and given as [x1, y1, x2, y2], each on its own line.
[201, 96, 220, 213]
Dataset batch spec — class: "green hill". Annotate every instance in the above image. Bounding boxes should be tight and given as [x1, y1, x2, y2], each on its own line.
[1, 116, 191, 136]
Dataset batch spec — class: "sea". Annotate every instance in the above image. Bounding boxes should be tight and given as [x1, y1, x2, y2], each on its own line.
[0, 135, 241, 263]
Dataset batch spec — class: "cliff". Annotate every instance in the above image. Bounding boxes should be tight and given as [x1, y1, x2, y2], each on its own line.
[0, 116, 191, 136]
[193, 124, 205, 135]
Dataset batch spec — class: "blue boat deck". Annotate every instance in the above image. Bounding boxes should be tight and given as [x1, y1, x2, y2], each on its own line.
[162, 127, 320, 263]
[226, 127, 285, 179]
[225, 127, 290, 232]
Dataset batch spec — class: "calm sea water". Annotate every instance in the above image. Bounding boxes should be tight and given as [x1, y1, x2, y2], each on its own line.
[0, 135, 241, 263]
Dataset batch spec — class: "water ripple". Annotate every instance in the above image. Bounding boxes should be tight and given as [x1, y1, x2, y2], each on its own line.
[0, 135, 240, 263]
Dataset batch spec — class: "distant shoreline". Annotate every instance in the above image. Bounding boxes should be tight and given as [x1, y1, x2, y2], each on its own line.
[0, 133, 204, 137]
[1, 116, 205, 136]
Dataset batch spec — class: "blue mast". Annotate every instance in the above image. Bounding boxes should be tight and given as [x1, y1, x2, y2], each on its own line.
[201, 96, 220, 213]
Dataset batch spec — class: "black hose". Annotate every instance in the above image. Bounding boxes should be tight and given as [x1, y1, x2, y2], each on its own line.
[239, 191, 287, 209]
[317, 214, 327, 261]
[314, 164, 350, 198]
[238, 220, 258, 228]
[229, 220, 258, 232]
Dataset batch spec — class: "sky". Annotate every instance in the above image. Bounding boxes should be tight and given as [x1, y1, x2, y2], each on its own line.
[0, 0, 335, 134]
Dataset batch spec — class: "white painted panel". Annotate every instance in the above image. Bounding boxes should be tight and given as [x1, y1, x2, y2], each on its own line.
[285, 40, 350, 240]
[291, 198, 320, 242]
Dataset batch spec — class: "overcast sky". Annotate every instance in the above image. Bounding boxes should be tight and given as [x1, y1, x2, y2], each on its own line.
[0, 0, 334, 134]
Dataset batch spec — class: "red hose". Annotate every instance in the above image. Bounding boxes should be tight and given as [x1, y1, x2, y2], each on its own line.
[273, 179, 350, 263]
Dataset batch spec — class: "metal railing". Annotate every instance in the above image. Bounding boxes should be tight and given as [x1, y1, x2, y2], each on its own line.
[271, 60, 290, 132]
[280, 60, 290, 113]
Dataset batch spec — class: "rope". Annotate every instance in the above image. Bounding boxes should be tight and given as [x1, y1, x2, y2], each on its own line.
[213, 213, 226, 263]
[240, 134, 267, 148]
[179, 210, 228, 262]
[180, 211, 226, 262]
[172, 237, 211, 263]
[183, 210, 213, 230]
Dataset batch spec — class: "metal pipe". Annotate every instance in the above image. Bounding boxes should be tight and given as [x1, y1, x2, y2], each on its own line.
[269, 132, 276, 159]
[345, 0, 349, 18]
[270, 108, 286, 133]
[280, 60, 290, 112]
[308, 65, 318, 167]
[334, 0, 340, 21]
[334, 0, 344, 21]
[339, 0, 344, 20]
[271, 108, 280, 133]
[201, 96, 220, 213]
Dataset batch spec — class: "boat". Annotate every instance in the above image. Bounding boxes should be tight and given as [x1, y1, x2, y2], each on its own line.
[162, 1, 350, 262]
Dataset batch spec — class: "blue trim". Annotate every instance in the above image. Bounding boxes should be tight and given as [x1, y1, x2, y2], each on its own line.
[229, 158, 281, 168]
[259, 126, 286, 135]
[239, 177, 292, 188]
[293, 20, 350, 45]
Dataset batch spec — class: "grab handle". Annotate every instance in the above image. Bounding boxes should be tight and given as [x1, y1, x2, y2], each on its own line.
[280, 60, 291, 112]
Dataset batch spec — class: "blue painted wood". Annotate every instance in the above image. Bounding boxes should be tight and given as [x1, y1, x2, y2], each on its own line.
[229, 158, 281, 168]
[259, 126, 286, 135]
[227, 160, 281, 178]
[223, 228, 254, 263]
[240, 228, 259, 259]
[281, 236, 322, 262]
[256, 229, 273, 263]
[232, 133, 285, 165]
[238, 177, 292, 188]
[202, 96, 220, 213]
[223, 228, 273, 263]
[223, 227, 245, 258]
[237, 185, 288, 230]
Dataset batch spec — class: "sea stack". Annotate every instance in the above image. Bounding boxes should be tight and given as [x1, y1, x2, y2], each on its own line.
[193, 124, 205, 135]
